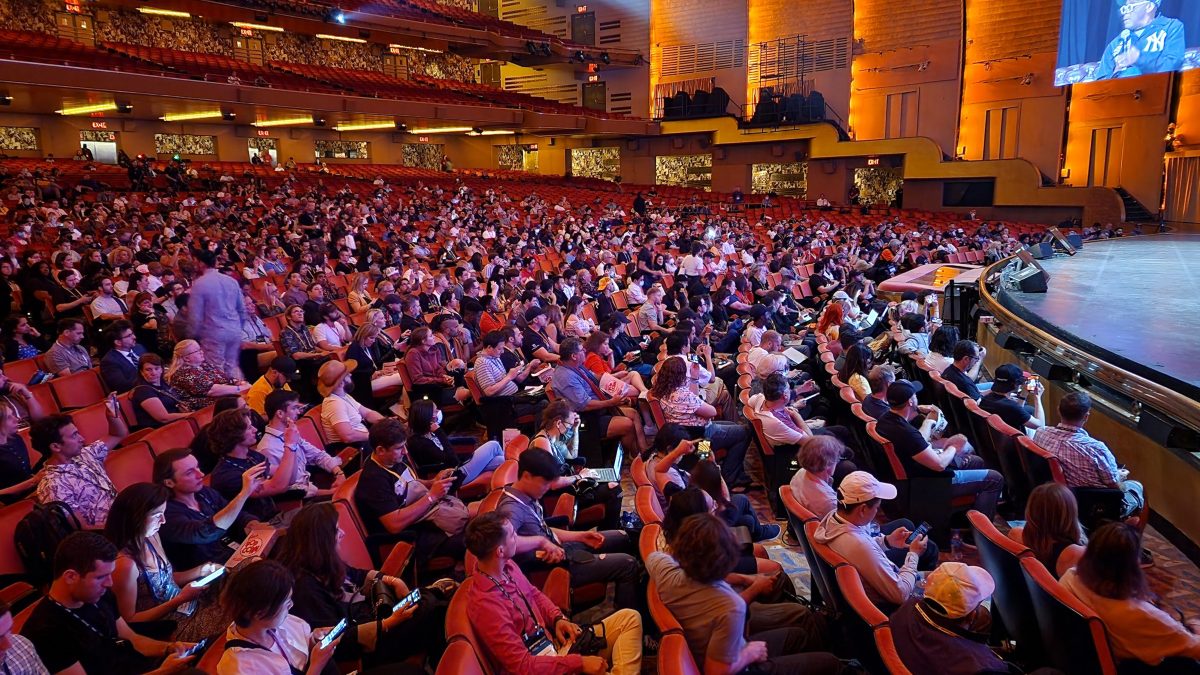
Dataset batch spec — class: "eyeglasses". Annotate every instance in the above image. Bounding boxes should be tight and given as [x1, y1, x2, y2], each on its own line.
[182, 350, 203, 358]
[1120, 0, 1151, 14]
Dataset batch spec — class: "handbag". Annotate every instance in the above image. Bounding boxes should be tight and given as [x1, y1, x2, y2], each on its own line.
[567, 623, 607, 656]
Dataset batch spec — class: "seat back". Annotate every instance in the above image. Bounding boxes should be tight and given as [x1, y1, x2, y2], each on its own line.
[962, 398, 999, 470]
[196, 630, 230, 674]
[874, 626, 913, 675]
[1015, 435, 1064, 486]
[635, 485, 664, 524]
[836, 565, 888, 673]
[49, 369, 107, 410]
[631, 455, 650, 488]
[436, 639, 489, 675]
[803, 520, 847, 616]
[967, 510, 1044, 664]
[141, 419, 197, 456]
[647, 579, 683, 635]
[658, 632, 701, 675]
[489, 459, 518, 491]
[938, 379, 974, 443]
[70, 401, 117, 446]
[104, 442, 154, 491]
[0, 500, 34, 576]
[1020, 557, 1118, 675]
[333, 500, 375, 571]
[986, 414, 1031, 508]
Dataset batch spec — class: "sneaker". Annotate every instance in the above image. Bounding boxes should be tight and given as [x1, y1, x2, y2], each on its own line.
[757, 523, 782, 542]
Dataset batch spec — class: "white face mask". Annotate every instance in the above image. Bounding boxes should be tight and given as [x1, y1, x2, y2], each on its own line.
[434, 410, 443, 425]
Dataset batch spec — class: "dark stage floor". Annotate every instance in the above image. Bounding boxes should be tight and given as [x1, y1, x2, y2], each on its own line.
[997, 234, 1200, 401]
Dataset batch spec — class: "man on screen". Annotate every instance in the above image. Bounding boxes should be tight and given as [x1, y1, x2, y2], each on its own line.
[1092, 0, 1185, 80]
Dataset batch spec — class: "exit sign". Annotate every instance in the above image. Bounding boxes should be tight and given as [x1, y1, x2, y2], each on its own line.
[256, 129, 271, 137]
[576, 5, 587, 12]
[866, 157, 881, 166]
[91, 121, 107, 129]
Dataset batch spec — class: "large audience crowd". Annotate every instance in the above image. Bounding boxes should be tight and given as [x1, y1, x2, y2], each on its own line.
[0, 156, 1191, 675]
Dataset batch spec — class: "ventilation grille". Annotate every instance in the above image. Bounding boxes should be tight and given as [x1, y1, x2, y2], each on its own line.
[598, 19, 621, 45]
[610, 90, 632, 115]
[659, 39, 745, 77]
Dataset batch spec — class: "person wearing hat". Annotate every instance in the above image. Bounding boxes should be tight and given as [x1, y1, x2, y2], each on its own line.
[318, 357, 385, 446]
[1092, 0, 1185, 82]
[980, 363, 1044, 433]
[256, 389, 345, 499]
[813, 471, 934, 608]
[380, 293, 405, 328]
[876, 379, 1004, 519]
[889, 562, 1007, 675]
[522, 306, 561, 364]
[245, 355, 299, 417]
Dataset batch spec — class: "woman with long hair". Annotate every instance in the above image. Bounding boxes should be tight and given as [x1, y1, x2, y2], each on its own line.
[563, 295, 594, 338]
[406, 399, 504, 486]
[2, 315, 46, 362]
[1061, 522, 1200, 666]
[661, 487, 785, 579]
[837, 343, 873, 401]
[345, 323, 402, 410]
[690, 459, 780, 542]
[816, 301, 844, 341]
[166, 339, 251, 412]
[543, 303, 565, 344]
[529, 400, 623, 529]
[105, 482, 226, 641]
[0, 404, 38, 503]
[924, 325, 959, 373]
[347, 273, 374, 314]
[1009, 482, 1086, 579]
[271, 503, 447, 672]
[130, 353, 191, 427]
[130, 291, 165, 354]
[583, 331, 647, 394]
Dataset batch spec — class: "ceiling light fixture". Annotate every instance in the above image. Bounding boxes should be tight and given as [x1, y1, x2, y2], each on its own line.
[334, 121, 397, 131]
[387, 43, 442, 54]
[137, 7, 191, 18]
[316, 33, 367, 43]
[468, 130, 515, 136]
[230, 21, 284, 32]
[252, 116, 314, 127]
[56, 102, 117, 115]
[160, 110, 225, 122]
[407, 126, 474, 134]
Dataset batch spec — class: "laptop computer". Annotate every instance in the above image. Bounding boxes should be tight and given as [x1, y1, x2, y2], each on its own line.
[588, 443, 624, 483]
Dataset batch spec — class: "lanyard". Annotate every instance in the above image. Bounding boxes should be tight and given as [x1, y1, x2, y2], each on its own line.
[482, 569, 544, 638]
[46, 596, 115, 642]
[503, 489, 557, 543]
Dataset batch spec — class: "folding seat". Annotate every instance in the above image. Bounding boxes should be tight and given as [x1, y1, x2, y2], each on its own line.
[49, 369, 106, 410]
[968, 510, 1045, 666]
[105, 442, 154, 491]
[1020, 557, 1118, 675]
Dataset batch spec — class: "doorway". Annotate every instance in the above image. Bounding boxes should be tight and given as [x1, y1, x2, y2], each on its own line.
[571, 12, 596, 46]
[582, 81, 607, 112]
[82, 141, 117, 164]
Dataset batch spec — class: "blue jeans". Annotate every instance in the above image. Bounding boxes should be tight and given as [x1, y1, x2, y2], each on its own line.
[460, 440, 504, 484]
[951, 454, 1004, 518]
[705, 421, 751, 485]
[880, 519, 940, 570]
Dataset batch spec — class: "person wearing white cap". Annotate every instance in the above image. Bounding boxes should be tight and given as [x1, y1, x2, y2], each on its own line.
[812, 471, 935, 608]
[889, 562, 1007, 675]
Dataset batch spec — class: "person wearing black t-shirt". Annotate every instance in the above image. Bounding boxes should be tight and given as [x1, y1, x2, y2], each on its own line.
[979, 364, 1044, 433]
[207, 408, 303, 525]
[940, 340, 989, 402]
[874, 380, 1003, 518]
[21, 532, 199, 675]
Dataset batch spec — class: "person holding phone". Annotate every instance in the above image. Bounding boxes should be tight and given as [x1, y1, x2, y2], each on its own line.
[979, 364, 1044, 433]
[106, 483, 228, 642]
[216, 559, 342, 675]
[274, 504, 448, 673]
[812, 472, 937, 610]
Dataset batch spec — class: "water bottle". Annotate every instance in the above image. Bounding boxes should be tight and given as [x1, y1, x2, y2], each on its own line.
[950, 530, 963, 561]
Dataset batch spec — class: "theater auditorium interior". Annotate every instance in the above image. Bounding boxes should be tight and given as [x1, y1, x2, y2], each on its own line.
[2, 0, 1200, 673]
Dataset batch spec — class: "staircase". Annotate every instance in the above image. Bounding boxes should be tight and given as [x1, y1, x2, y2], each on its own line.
[1115, 187, 1155, 223]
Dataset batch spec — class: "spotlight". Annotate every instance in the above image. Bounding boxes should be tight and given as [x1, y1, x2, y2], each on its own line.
[312, 114, 327, 127]
[394, 121, 407, 132]
[327, 8, 346, 24]
[574, 50, 586, 62]
[221, 110, 236, 121]
[0, 94, 10, 106]
[600, 51, 610, 64]
[115, 102, 133, 114]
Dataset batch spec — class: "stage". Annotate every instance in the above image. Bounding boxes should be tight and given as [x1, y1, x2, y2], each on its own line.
[995, 234, 1200, 403]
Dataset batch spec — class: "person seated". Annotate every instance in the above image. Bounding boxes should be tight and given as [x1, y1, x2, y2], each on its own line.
[875, 380, 1003, 519]
[746, 330, 791, 383]
[550, 336, 646, 453]
[582, 331, 647, 395]
[890, 562, 1009, 675]
[1061, 523, 1200, 669]
[747, 373, 821, 454]
[34, 410, 127, 529]
[812, 472, 937, 609]
[497, 448, 642, 610]
[651, 356, 749, 487]
[312, 303, 352, 354]
[129, 354, 190, 428]
[89, 276, 129, 325]
[0, 597, 49, 673]
[838, 343, 873, 401]
[278, 304, 328, 403]
[1008, 483, 1087, 579]
[923, 325, 959, 374]
[979, 364, 1044, 433]
[3, 315, 48, 361]
[646, 512, 842, 675]
[690, 460, 780, 542]
[215, 559, 342, 675]
[661, 329, 735, 421]
[939, 339, 990, 401]
[318, 359, 384, 448]
[861, 365, 895, 419]
[662, 487, 784, 579]
[99, 320, 147, 394]
[521, 307, 561, 364]
[273, 504, 447, 674]
[345, 323, 403, 401]
[165, 340, 250, 412]
[464, 512, 643, 675]
[789, 436, 852, 518]
[44, 318, 91, 376]
[407, 399, 504, 487]
[1033, 391, 1145, 521]
[245, 355, 298, 418]
[104, 483, 227, 642]
[471, 330, 547, 418]
[529, 401, 623, 530]
[21, 532, 200, 675]
[256, 390, 345, 500]
[153, 448, 266, 571]
[0, 405, 39, 503]
[353, 419, 468, 567]
[404, 327, 470, 407]
[209, 408, 297, 525]
[892, 313, 930, 356]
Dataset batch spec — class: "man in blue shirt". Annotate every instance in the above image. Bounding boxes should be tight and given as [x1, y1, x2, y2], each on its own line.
[1092, 0, 1186, 80]
[187, 249, 248, 379]
[549, 337, 646, 454]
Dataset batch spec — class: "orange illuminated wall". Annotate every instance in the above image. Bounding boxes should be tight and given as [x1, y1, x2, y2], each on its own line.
[649, 0, 748, 117]
[746, 0, 852, 123]
[850, 0, 963, 156]
[958, 0, 1065, 180]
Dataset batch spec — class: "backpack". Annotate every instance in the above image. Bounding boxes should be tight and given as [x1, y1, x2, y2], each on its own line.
[15, 501, 81, 586]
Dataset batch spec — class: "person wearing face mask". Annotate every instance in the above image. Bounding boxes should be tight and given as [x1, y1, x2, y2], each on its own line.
[407, 399, 505, 488]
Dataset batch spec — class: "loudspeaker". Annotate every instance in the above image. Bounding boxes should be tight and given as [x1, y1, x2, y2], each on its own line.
[1031, 355, 1074, 381]
[1013, 266, 1049, 293]
[996, 331, 1036, 354]
[115, 102, 133, 114]
[312, 115, 326, 127]
[1138, 410, 1200, 451]
[1028, 243, 1054, 260]
[1066, 234, 1083, 249]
